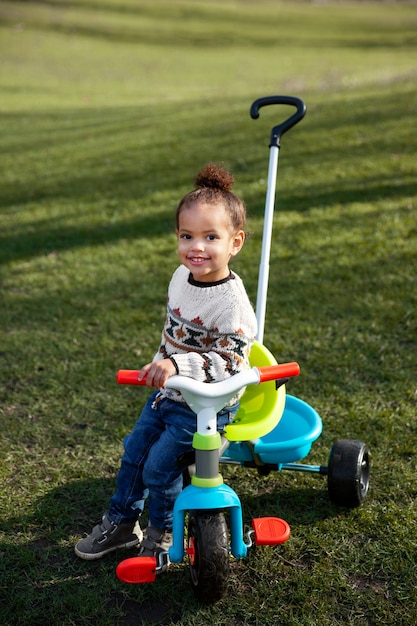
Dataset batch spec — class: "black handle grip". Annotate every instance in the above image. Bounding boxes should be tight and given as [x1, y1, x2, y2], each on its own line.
[250, 95, 306, 147]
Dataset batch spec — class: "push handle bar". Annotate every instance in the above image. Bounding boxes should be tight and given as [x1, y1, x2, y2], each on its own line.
[117, 362, 300, 387]
[250, 95, 306, 148]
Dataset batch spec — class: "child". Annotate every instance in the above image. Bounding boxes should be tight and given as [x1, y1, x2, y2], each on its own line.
[75, 163, 258, 561]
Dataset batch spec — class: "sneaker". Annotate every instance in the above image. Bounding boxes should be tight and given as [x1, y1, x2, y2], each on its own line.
[138, 524, 172, 564]
[74, 513, 143, 560]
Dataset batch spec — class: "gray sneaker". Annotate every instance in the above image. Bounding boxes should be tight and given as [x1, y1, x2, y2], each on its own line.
[139, 524, 172, 562]
[74, 513, 143, 560]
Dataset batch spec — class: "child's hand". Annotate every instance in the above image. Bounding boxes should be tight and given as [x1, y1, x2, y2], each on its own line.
[138, 359, 177, 389]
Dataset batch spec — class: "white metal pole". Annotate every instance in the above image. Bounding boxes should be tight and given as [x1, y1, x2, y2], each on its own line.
[256, 145, 280, 344]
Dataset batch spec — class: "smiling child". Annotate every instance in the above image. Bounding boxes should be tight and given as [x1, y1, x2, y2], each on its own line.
[74, 163, 257, 561]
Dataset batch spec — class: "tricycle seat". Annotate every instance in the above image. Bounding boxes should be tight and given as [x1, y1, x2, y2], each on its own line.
[224, 342, 286, 442]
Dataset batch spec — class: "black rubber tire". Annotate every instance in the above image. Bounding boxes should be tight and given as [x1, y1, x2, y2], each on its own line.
[187, 511, 230, 604]
[328, 439, 370, 508]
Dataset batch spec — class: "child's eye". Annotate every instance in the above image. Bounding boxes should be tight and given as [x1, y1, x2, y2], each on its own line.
[207, 234, 217, 241]
[180, 234, 192, 240]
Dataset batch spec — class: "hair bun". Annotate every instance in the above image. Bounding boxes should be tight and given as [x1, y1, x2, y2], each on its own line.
[195, 163, 234, 192]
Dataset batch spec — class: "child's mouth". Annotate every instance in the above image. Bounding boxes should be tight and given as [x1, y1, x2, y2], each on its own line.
[188, 257, 208, 265]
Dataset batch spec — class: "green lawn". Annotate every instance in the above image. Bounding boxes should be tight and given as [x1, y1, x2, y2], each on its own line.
[1, 1, 417, 624]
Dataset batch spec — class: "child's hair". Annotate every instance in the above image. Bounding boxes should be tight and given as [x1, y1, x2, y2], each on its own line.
[175, 163, 246, 232]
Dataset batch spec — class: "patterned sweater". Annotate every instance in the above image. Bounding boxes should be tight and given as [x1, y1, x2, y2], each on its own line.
[154, 264, 258, 404]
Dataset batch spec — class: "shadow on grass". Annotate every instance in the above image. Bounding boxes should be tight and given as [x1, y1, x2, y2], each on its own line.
[1, 474, 338, 544]
[0, 474, 344, 624]
[2, 85, 416, 267]
[0, 477, 193, 625]
[0, 209, 174, 266]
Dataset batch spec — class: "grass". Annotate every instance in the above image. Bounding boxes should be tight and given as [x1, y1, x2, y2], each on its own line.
[1, 0, 417, 624]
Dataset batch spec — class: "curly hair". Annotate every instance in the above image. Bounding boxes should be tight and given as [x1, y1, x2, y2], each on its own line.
[175, 163, 246, 232]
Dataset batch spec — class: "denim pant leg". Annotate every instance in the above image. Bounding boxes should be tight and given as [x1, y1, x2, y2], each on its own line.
[108, 391, 162, 524]
[142, 398, 197, 531]
[143, 399, 237, 531]
[109, 391, 237, 529]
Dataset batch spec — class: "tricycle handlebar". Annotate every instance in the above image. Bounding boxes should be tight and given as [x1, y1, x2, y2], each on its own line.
[117, 370, 146, 385]
[117, 362, 299, 389]
[257, 362, 300, 382]
[117, 363, 299, 416]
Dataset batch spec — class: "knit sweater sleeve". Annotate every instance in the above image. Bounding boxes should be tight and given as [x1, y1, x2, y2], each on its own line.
[155, 266, 257, 389]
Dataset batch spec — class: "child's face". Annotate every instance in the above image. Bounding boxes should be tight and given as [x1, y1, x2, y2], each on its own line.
[176, 201, 244, 283]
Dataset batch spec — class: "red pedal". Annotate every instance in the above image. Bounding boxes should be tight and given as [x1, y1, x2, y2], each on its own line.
[116, 556, 157, 584]
[252, 517, 290, 545]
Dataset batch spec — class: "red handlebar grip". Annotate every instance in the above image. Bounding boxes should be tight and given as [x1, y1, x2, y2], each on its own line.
[117, 370, 147, 385]
[257, 362, 300, 383]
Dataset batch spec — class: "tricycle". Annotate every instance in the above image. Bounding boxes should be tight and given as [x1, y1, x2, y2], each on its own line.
[114, 96, 370, 604]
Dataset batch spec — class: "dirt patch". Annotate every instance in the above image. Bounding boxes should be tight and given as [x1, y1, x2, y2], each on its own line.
[109, 592, 182, 625]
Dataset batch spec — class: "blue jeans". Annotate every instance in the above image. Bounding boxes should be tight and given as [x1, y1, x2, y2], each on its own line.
[108, 390, 237, 531]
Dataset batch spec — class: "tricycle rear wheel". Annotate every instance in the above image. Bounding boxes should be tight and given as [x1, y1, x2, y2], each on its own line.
[187, 511, 229, 603]
[327, 439, 370, 507]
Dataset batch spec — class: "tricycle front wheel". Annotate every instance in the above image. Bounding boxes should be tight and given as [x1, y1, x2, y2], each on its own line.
[188, 511, 229, 603]
[327, 439, 370, 507]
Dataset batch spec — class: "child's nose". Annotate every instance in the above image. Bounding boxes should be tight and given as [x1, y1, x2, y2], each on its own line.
[191, 239, 205, 251]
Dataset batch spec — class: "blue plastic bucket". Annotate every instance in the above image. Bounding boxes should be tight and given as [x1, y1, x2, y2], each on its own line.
[224, 395, 322, 465]
[254, 395, 322, 463]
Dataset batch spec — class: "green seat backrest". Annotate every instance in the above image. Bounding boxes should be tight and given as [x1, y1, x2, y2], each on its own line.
[224, 342, 286, 442]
